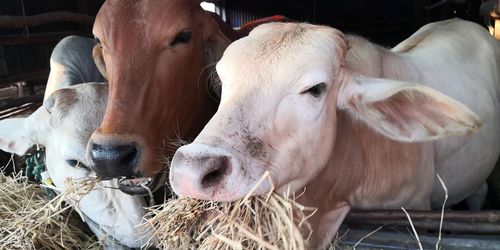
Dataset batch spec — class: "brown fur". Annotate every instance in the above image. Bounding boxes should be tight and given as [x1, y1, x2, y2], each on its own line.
[89, 0, 233, 177]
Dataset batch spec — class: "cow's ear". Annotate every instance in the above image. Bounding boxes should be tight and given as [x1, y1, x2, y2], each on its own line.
[203, 12, 235, 65]
[92, 45, 108, 80]
[0, 118, 34, 155]
[0, 105, 52, 155]
[337, 75, 481, 142]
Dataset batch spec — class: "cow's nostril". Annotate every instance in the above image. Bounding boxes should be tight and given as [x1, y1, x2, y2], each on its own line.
[201, 156, 230, 188]
[90, 143, 140, 178]
[120, 147, 138, 166]
[202, 168, 225, 188]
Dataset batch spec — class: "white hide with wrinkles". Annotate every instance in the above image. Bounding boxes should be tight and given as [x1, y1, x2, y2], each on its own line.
[170, 19, 500, 248]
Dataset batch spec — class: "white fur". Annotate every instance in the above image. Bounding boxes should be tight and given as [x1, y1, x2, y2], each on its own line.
[171, 19, 500, 248]
[0, 83, 148, 249]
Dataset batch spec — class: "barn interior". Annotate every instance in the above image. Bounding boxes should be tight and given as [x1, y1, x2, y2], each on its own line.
[0, 0, 492, 106]
[0, 0, 499, 249]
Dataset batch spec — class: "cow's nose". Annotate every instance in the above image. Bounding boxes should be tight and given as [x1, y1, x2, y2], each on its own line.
[170, 144, 234, 200]
[90, 143, 140, 179]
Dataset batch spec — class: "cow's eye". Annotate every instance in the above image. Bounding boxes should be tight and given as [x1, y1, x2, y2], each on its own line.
[303, 83, 327, 97]
[66, 159, 79, 167]
[66, 159, 90, 170]
[171, 31, 192, 46]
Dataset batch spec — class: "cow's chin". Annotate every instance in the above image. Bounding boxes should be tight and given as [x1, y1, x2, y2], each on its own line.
[177, 173, 273, 203]
[118, 171, 165, 196]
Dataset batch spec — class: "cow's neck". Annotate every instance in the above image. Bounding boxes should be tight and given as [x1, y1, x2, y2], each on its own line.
[344, 35, 421, 82]
[304, 111, 433, 213]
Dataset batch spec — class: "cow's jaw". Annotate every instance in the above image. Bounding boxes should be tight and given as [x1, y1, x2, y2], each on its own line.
[79, 179, 149, 248]
[118, 172, 165, 196]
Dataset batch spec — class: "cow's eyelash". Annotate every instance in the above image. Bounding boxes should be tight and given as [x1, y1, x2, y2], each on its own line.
[66, 159, 91, 171]
[302, 83, 327, 97]
[171, 31, 192, 46]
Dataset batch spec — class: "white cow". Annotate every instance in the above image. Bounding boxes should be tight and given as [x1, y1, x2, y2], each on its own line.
[0, 36, 148, 249]
[0, 83, 148, 249]
[169, 19, 500, 248]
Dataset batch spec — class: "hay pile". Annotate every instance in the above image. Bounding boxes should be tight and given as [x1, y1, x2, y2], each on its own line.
[143, 173, 316, 250]
[0, 171, 100, 249]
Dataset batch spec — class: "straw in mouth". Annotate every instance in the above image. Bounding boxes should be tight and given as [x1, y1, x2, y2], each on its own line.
[140, 171, 317, 250]
[118, 172, 162, 196]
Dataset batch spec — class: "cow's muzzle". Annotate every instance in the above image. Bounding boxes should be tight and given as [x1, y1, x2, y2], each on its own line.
[87, 132, 166, 196]
[170, 143, 270, 201]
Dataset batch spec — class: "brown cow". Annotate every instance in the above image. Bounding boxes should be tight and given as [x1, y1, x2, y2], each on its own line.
[88, 0, 237, 195]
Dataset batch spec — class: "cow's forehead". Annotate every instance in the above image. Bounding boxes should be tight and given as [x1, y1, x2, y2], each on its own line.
[93, 0, 200, 55]
[217, 23, 342, 93]
[51, 84, 104, 110]
[101, 0, 193, 19]
[95, 0, 196, 38]
[48, 84, 107, 129]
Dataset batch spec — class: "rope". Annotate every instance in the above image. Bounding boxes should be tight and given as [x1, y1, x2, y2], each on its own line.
[20, 0, 30, 36]
[25, 146, 56, 199]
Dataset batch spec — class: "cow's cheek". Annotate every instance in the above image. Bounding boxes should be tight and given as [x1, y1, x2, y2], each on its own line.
[288, 111, 336, 191]
[44, 152, 67, 190]
[46, 144, 90, 191]
[268, 100, 311, 190]
[273, 96, 300, 139]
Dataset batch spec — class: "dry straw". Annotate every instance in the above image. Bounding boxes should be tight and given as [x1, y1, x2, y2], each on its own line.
[142, 171, 317, 250]
[0, 171, 101, 250]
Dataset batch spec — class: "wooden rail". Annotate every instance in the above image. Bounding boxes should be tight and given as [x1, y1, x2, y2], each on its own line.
[0, 31, 88, 45]
[345, 210, 500, 234]
[0, 11, 94, 28]
[338, 228, 500, 250]
[0, 69, 49, 87]
[0, 94, 43, 112]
